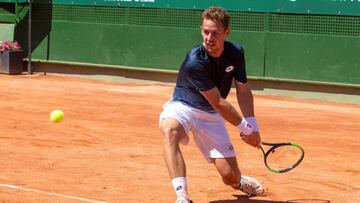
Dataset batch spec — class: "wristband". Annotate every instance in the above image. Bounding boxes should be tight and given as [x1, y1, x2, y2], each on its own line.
[236, 118, 253, 136]
[245, 117, 259, 131]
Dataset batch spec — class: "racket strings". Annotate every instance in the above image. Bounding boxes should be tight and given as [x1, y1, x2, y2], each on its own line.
[266, 145, 303, 171]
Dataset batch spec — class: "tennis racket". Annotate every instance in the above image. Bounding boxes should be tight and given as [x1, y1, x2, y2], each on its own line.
[259, 141, 304, 173]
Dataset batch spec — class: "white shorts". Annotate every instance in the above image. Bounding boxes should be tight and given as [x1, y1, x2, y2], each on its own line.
[159, 100, 236, 163]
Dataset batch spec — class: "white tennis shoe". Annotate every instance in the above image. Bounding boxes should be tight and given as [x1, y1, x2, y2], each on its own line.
[239, 176, 264, 196]
[175, 196, 193, 203]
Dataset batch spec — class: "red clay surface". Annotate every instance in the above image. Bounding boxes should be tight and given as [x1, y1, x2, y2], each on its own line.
[0, 74, 359, 203]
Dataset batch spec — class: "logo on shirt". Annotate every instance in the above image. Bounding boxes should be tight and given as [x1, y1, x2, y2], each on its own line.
[225, 66, 235, 73]
[176, 186, 182, 191]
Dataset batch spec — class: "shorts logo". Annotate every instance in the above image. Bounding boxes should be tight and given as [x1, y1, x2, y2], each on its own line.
[176, 186, 182, 191]
[229, 145, 234, 151]
[225, 66, 235, 73]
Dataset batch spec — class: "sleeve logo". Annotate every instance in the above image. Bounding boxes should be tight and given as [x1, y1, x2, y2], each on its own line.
[225, 66, 235, 72]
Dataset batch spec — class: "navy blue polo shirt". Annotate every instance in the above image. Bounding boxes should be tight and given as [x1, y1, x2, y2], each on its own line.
[172, 41, 247, 113]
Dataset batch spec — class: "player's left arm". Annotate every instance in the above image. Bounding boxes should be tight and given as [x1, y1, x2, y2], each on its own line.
[234, 81, 254, 118]
[235, 81, 261, 147]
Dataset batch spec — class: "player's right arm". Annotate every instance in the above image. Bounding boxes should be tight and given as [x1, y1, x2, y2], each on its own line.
[201, 88, 259, 147]
[200, 88, 253, 138]
[200, 87, 242, 126]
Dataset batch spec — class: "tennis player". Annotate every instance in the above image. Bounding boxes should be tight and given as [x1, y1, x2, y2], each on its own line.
[159, 6, 264, 203]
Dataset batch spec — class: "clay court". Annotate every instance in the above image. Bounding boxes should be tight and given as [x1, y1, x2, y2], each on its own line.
[0, 74, 359, 203]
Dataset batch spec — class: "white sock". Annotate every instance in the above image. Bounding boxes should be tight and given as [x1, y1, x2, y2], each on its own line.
[171, 177, 188, 198]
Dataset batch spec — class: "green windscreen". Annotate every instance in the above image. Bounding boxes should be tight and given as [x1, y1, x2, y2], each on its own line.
[52, 5, 127, 24]
[6, 3, 359, 86]
[270, 14, 360, 37]
[129, 8, 201, 28]
[229, 12, 265, 32]
[50, 5, 267, 32]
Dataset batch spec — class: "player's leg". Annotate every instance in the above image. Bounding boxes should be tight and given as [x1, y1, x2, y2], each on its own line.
[160, 118, 192, 202]
[213, 157, 241, 188]
[214, 157, 264, 196]
[160, 118, 187, 179]
[192, 112, 263, 196]
[159, 101, 194, 202]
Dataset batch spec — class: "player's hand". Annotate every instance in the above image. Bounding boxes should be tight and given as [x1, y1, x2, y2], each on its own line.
[241, 131, 261, 148]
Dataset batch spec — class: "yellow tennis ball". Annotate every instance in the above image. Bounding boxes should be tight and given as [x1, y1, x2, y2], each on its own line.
[50, 110, 64, 123]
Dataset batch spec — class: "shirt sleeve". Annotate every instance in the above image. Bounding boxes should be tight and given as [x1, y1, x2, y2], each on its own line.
[183, 60, 216, 92]
[234, 46, 248, 84]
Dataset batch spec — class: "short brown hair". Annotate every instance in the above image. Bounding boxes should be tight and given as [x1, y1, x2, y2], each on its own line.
[202, 7, 230, 29]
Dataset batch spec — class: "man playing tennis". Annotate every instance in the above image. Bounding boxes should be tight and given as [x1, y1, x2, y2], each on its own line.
[159, 6, 264, 203]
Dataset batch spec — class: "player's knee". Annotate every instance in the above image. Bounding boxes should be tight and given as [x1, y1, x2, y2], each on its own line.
[221, 171, 235, 181]
[162, 126, 180, 145]
[221, 170, 240, 186]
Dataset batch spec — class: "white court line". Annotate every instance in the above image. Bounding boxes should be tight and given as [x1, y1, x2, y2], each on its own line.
[0, 184, 108, 203]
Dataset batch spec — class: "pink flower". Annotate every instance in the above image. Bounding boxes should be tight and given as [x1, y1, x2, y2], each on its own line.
[0, 40, 22, 52]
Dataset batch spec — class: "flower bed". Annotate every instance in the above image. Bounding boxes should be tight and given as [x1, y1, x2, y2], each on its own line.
[0, 40, 23, 74]
[0, 40, 22, 52]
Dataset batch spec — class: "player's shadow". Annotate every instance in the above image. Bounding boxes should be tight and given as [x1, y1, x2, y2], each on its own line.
[210, 195, 331, 203]
[210, 195, 285, 203]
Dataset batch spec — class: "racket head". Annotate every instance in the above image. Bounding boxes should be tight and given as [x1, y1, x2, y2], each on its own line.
[260, 142, 304, 173]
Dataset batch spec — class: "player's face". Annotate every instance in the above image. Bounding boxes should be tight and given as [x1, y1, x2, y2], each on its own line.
[201, 18, 229, 57]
